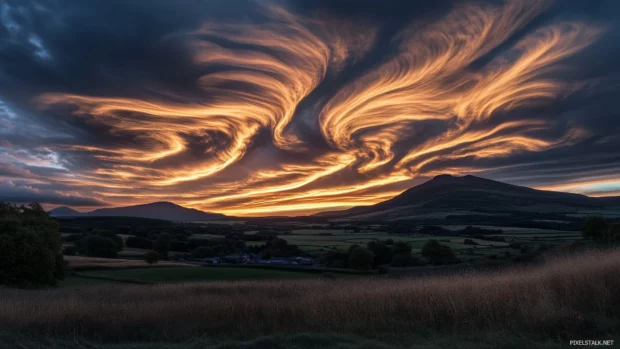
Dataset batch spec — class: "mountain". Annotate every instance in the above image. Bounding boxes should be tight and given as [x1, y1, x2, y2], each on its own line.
[50, 201, 227, 221]
[49, 206, 81, 217]
[317, 174, 620, 221]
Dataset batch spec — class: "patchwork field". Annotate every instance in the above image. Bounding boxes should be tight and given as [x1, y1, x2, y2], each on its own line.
[273, 224, 582, 261]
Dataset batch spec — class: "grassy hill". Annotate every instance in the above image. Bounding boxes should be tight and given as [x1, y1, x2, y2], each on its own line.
[318, 175, 620, 221]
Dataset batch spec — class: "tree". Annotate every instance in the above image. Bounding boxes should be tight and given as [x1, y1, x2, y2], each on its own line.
[126, 236, 153, 249]
[348, 247, 375, 270]
[0, 203, 64, 287]
[367, 241, 393, 266]
[154, 233, 170, 260]
[391, 241, 412, 255]
[144, 250, 159, 265]
[581, 216, 607, 241]
[421, 240, 458, 265]
[76, 235, 118, 258]
[391, 253, 419, 267]
[92, 229, 123, 251]
[191, 246, 214, 258]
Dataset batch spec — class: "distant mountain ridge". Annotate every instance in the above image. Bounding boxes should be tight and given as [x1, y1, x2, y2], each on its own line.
[50, 201, 227, 221]
[317, 174, 620, 220]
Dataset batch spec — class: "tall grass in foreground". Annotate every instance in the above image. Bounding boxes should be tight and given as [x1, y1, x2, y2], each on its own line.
[1, 249, 619, 341]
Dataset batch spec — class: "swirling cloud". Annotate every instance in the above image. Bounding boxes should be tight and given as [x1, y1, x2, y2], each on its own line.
[0, 0, 616, 215]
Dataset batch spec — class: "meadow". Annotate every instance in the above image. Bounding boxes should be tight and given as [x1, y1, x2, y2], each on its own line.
[2, 248, 619, 346]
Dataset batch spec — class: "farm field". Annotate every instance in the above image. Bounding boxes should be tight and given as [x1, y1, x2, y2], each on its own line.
[64, 255, 191, 270]
[79, 266, 318, 283]
[269, 225, 583, 261]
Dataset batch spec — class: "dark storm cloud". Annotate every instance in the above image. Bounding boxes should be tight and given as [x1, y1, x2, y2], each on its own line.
[1, 0, 619, 214]
[0, 179, 107, 206]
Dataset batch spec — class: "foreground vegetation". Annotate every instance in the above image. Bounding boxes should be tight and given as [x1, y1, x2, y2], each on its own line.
[0, 330, 601, 349]
[1, 248, 618, 344]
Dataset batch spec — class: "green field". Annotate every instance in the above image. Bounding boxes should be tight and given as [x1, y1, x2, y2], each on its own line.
[79, 266, 316, 283]
[58, 276, 126, 288]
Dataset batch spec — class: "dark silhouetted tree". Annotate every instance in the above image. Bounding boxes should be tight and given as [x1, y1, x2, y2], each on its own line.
[126, 236, 153, 249]
[191, 246, 214, 258]
[348, 247, 375, 270]
[0, 202, 64, 287]
[421, 240, 458, 265]
[144, 250, 159, 265]
[155, 233, 171, 259]
[581, 216, 608, 241]
[77, 235, 118, 258]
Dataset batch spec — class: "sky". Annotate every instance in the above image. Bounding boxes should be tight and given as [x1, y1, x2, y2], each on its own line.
[1, 0, 620, 217]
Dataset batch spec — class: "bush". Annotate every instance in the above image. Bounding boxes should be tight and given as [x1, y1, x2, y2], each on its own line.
[348, 247, 374, 270]
[582, 216, 607, 241]
[144, 250, 159, 265]
[0, 203, 64, 287]
[421, 240, 458, 265]
[76, 235, 119, 258]
[126, 236, 153, 249]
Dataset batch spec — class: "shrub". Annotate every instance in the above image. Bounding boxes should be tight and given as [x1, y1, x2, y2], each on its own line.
[76, 235, 118, 258]
[463, 239, 478, 245]
[0, 203, 64, 287]
[421, 240, 458, 265]
[348, 247, 374, 270]
[144, 250, 159, 265]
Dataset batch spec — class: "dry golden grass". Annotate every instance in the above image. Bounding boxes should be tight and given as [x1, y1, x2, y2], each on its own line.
[1, 249, 619, 341]
[64, 255, 192, 269]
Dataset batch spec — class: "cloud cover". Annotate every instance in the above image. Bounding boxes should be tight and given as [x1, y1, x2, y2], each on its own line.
[1, 0, 620, 215]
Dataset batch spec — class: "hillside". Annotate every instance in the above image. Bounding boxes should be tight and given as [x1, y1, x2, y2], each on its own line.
[318, 174, 620, 221]
[49, 206, 81, 217]
[50, 201, 227, 221]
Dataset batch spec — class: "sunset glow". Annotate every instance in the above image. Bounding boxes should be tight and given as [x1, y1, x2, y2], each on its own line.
[1, 0, 618, 216]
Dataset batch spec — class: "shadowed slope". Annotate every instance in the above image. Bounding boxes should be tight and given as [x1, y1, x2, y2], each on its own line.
[318, 175, 620, 219]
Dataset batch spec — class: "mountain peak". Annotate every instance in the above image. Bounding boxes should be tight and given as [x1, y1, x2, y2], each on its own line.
[49, 206, 81, 217]
[432, 174, 455, 180]
[318, 174, 618, 219]
[50, 201, 228, 221]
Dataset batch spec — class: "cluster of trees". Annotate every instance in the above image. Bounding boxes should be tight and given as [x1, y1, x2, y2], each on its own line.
[582, 217, 620, 243]
[247, 237, 303, 258]
[324, 239, 459, 270]
[0, 203, 64, 287]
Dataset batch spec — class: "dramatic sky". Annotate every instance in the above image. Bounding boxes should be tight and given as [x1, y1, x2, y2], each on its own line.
[1, 0, 620, 216]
